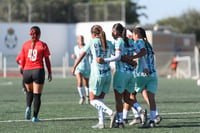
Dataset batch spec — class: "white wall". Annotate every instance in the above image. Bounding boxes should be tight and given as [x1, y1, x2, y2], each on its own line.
[0, 21, 124, 67]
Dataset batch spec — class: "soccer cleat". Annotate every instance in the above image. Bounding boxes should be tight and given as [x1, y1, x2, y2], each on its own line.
[113, 122, 125, 128]
[25, 107, 31, 120]
[123, 119, 128, 124]
[142, 120, 155, 128]
[32, 117, 40, 122]
[79, 97, 85, 104]
[155, 115, 162, 124]
[110, 111, 117, 128]
[139, 109, 147, 126]
[149, 121, 156, 128]
[129, 117, 142, 125]
[86, 96, 90, 104]
[91, 123, 105, 129]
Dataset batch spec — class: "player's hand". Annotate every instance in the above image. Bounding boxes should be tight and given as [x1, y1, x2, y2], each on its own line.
[96, 57, 105, 63]
[71, 54, 76, 59]
[48, 74, 52, 82]
[144, 68, 149, 77]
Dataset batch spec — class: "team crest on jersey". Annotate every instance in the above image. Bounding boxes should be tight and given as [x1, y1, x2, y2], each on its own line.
[5, 28, 18, 49]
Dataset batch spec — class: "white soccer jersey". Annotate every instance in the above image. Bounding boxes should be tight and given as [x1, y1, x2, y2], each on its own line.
[74, 45, 90, 71]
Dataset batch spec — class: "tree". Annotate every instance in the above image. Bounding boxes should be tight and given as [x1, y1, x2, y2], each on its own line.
[125, 0, 147, 24]
[0, 0, 146, 24]
[157, 9, 200, 44]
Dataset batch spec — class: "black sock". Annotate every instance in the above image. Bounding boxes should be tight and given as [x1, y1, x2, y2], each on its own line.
[33, 94, 41, 118]
[26, 91, 33, 107]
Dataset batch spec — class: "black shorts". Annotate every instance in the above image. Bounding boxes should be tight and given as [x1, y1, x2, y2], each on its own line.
[23, 69, 45, 84]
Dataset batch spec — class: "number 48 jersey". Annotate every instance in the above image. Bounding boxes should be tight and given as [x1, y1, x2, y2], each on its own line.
[21, 40, 50, 70]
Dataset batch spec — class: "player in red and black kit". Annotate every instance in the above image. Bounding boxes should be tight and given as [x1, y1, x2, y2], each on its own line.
[16, 52, 27, 94]
[20, 26, 52, 122]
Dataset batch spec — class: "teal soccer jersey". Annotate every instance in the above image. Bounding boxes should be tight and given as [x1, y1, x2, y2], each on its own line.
[134, 39, 158, 94]
[83, 38, 114, 96]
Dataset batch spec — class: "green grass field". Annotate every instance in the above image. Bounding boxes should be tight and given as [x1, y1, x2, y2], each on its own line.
[0, 77, 200, 133]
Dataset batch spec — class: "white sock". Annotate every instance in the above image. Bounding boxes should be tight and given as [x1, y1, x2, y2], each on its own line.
[117, 112, 123, 123]
[98, 108, 104, 125]
[90, 99, 113, 116]
[156, 108, 159, 116]
[85, 87, 89, 97]
[77, 87, 84, 98]
[123, 109, 129, 120]
[132, 107, 140, 118]
[133, 102, 142, 112]
[150, 110, 156, 121]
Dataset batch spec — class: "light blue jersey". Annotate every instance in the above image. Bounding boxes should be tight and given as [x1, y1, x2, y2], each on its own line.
[83, 38, 114, 96]
[84, 38, 114, 77]
[134, 39, 158, 94]
[134, 39, 148, 77]
[114, 38, 128, 73]
[112, 38, 137, 93]
[74, 45, 91, 77]
[143, 41, 157, 77]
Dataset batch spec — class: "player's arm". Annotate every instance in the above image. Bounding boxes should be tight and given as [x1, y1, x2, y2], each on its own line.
[72, 52, 86, 75]
[96, 49, 121, 63]
[45, 57, 52, 82]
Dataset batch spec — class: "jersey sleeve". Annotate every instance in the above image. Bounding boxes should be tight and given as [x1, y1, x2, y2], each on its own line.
[16, 52, 21, 65]
[136, 40, 145, 50]
[43, 43, 50, 57]
[83, 40, 92, 53]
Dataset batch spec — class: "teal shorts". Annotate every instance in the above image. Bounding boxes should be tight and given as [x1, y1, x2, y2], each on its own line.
[75, 68, 90, 78]
[89, 74, 111, 96]
[135, 76, 158, 94]
[113, 71, 135, 94]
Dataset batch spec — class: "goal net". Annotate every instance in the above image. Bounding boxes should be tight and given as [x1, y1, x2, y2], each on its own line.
[156, 46, 199, 79]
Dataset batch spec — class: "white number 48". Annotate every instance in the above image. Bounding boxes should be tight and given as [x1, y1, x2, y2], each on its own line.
[28, 49, 37, 61]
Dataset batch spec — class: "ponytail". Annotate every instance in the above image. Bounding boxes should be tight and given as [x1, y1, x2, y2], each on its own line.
[135, 27, 154, 55]
[29, 26, 41, 57]
[122, 27, 130, 47]
[30, 29, 36, 49]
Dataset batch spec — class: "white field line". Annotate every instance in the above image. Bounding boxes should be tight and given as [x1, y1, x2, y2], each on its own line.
[0, 81, 13, 86]
[0, 111, 200, 123]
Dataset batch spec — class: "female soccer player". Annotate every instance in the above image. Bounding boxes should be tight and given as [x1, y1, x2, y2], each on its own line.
[96, 23, 147, 128]
[71, 35, 90, 104]
[16, 52, 27, 94]
[129, 27, 160, 128]
[20, 26, 52, 122]
[72, 25, 116, 129]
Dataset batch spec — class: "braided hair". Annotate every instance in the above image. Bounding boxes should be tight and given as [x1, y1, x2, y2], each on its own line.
[29, 26, 41, 57]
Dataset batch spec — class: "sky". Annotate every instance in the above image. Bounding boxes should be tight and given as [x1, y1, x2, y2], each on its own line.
[136, 0, 200, 25]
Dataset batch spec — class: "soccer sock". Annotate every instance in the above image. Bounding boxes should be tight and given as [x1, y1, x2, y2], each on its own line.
[132, 107, 140, 118]
[156, 108, 159, 116]
[26, 91, 33, 107]
[150, 110, 156, 121]
[33, 93, 41, 118]
[85, 87, 89, 97]
[123, 109, 129, 120]
[98, 99, 105, 124]
[117, 112, 123, 123]
[90, 99, 113, 116]
[77, 87, 85, 98]
[133, 102, 142, 112]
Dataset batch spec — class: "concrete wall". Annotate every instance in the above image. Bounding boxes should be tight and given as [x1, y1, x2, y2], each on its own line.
[0, 21, 124, 67]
